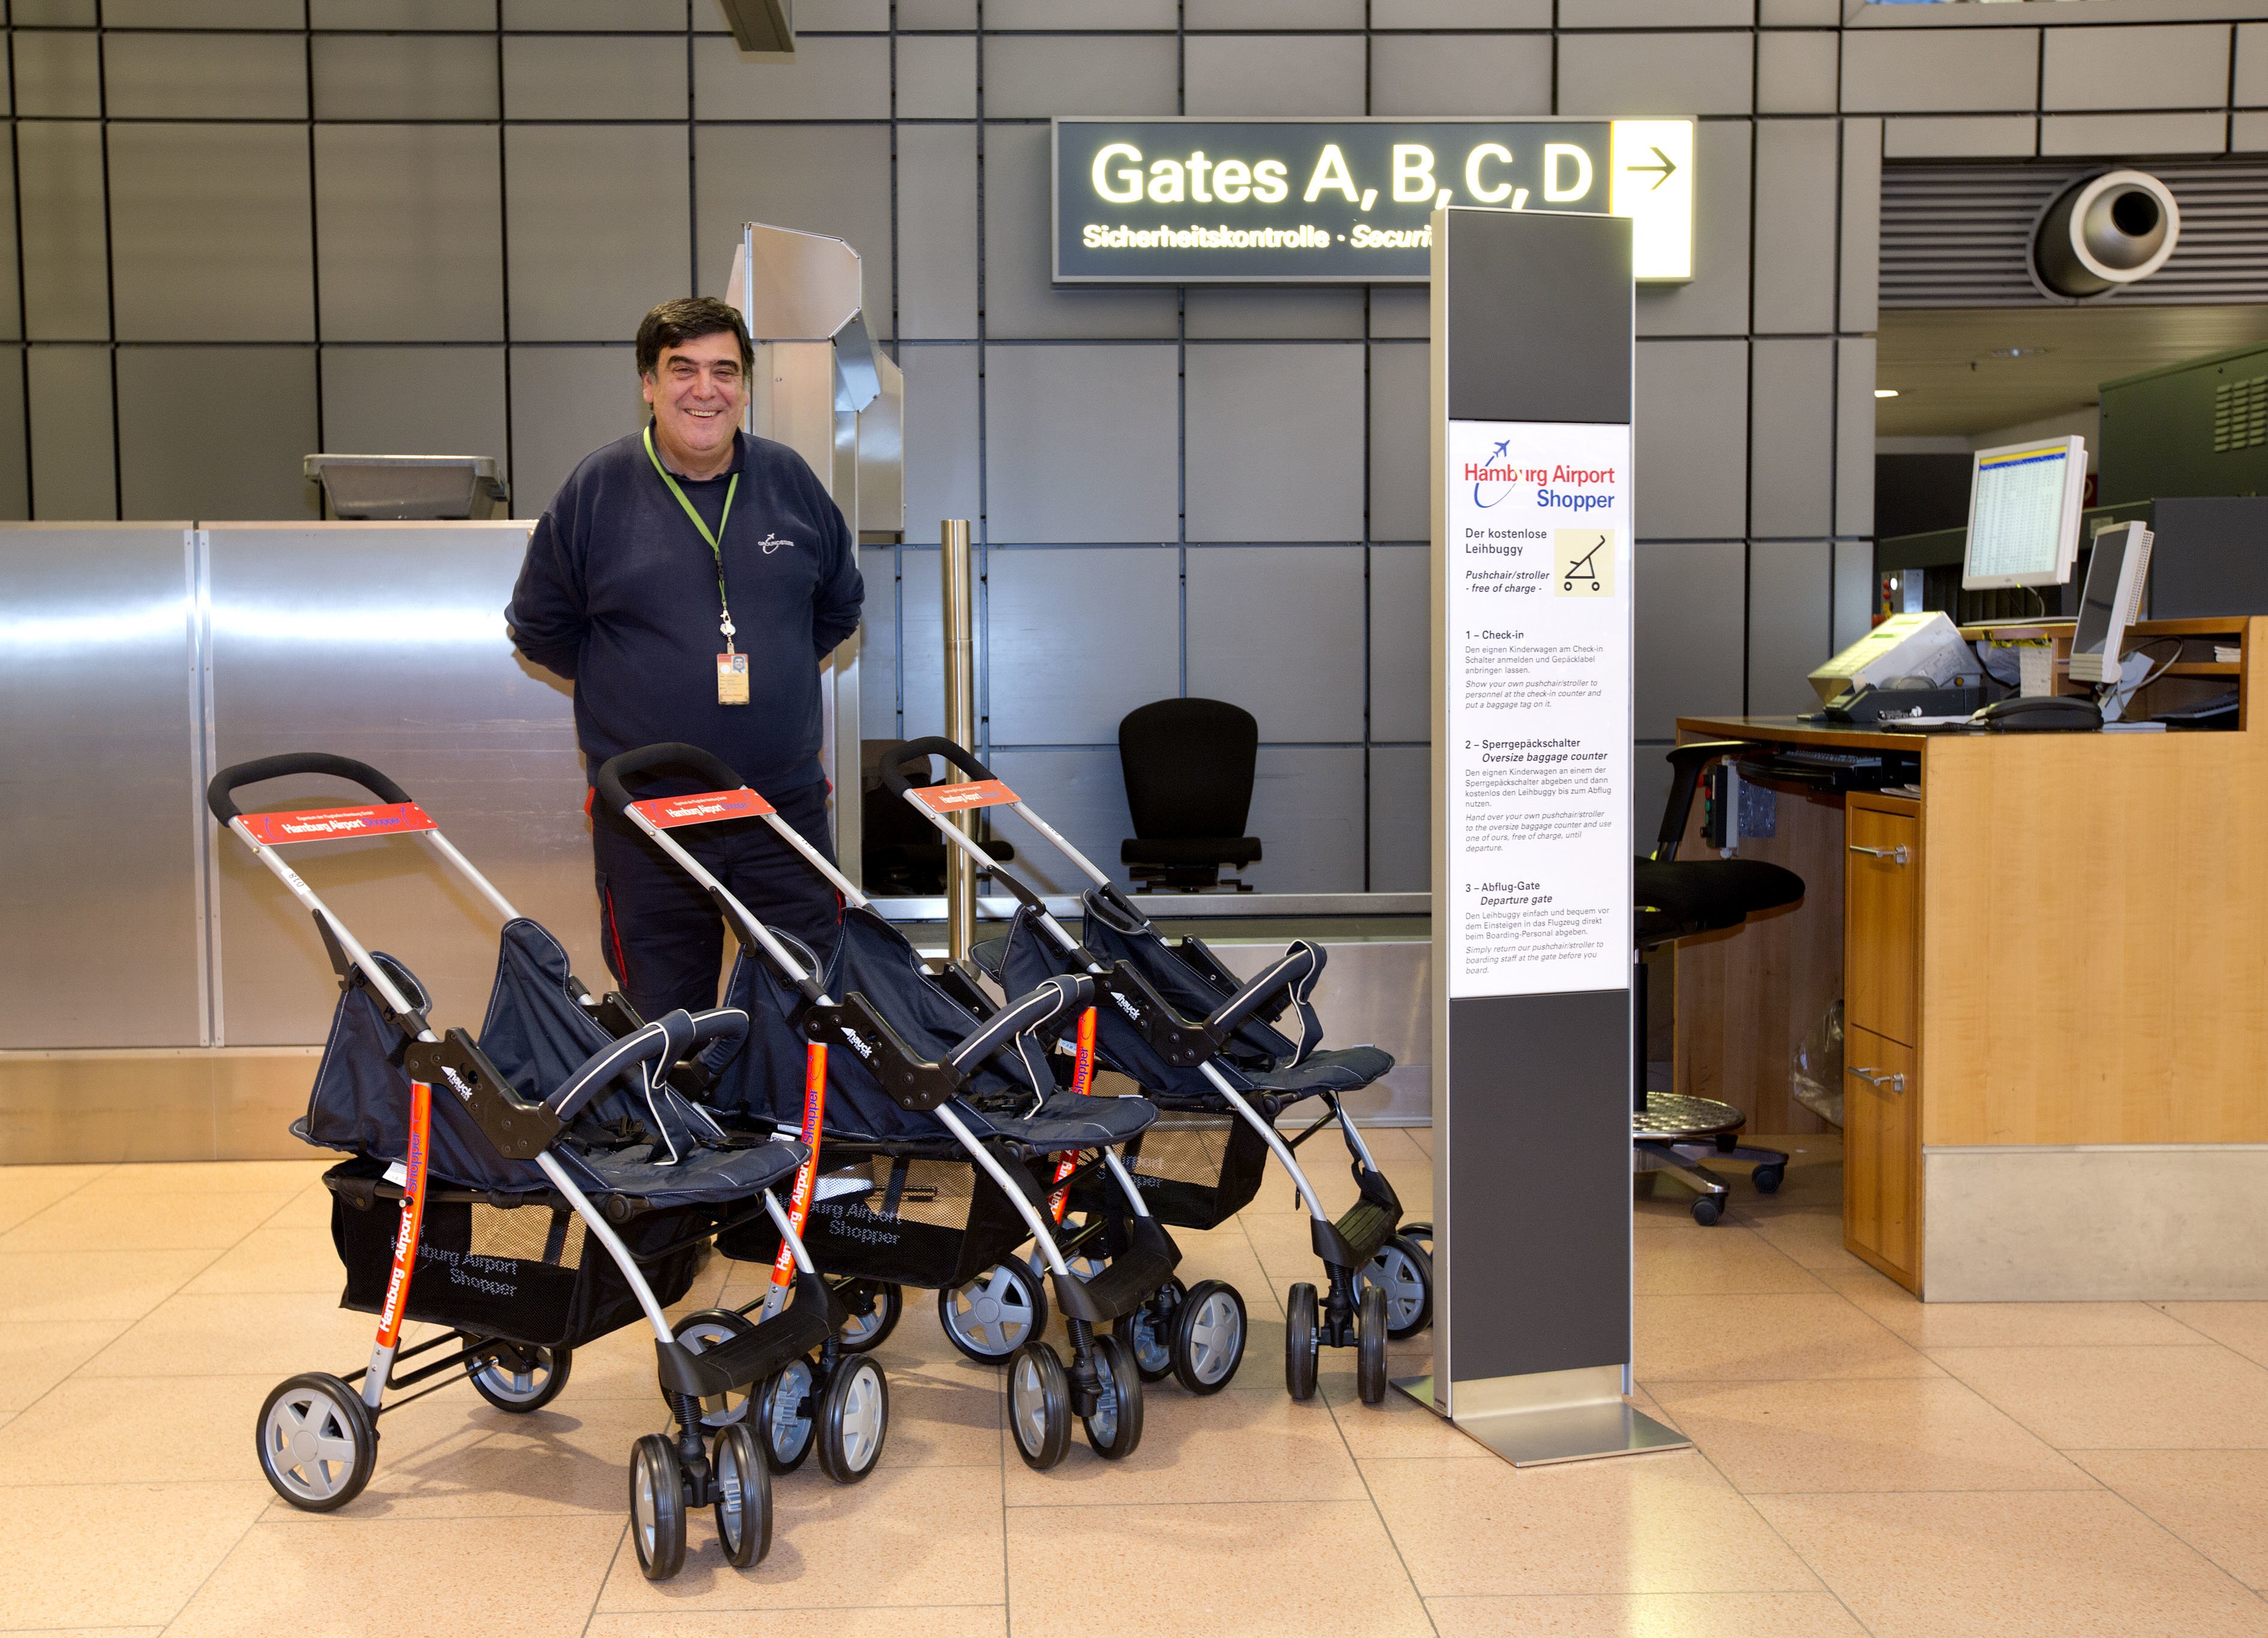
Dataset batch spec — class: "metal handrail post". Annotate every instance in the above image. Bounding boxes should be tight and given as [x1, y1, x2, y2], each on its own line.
[941, 518, 977, 961]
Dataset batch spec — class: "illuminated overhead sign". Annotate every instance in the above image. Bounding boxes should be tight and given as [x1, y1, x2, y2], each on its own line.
[1053, 118, 1694, 285]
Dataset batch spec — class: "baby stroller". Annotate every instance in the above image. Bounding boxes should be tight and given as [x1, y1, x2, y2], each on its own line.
[212, 752, 883, 1580]
[877, 738, 1433, 1407]
[597, 743, 1241, 1466]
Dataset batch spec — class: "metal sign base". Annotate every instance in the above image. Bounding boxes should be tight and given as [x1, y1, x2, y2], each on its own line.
[1391, 1376, 1691, 1468]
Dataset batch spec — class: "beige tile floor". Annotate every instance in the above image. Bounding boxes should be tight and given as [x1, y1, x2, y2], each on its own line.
[4, 1133, 2266, 1636]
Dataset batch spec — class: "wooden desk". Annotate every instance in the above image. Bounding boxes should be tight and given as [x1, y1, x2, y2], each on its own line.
[1673, 616, 2268, 1298]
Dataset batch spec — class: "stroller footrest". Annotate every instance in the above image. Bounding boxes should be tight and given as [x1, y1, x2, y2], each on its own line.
[659, 1303, 832, 1400]
[1321, 1199, 1399, 1269]
[1052, 1216, 1181, 1325]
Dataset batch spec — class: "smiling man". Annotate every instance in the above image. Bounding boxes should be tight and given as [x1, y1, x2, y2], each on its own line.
[506, 296, 863, 1019]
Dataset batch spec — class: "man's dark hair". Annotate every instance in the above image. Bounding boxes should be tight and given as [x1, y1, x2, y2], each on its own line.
[636, 296, 754, 377]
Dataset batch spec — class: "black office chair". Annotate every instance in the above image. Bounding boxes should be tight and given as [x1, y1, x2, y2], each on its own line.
[1118, 698, 1262, 892]
[1634, 742, 1804, 1224]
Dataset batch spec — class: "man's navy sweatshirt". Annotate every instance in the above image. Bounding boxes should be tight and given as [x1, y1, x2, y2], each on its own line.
[506, 426, 863, 796]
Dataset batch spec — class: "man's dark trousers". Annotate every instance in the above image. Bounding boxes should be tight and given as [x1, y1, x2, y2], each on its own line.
[592, 778, 841, 1020]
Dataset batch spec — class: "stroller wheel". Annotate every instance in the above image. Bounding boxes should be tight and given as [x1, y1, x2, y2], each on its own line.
[1400, 1221, 1433, 1256]
[712, 1422, 772, 1569]
[837, 1280, 903, 1354]
[669, 1309, 757, 1427]
[815, 1355, 890, 1484]
[628, 1433, 686, 1581]
[256, 1373, 377, 1512]
[1007, 1341, 1073, 1471]
[465, 1342, 572, 1412]
[1082, 1334, 1144, 1460]
[1357, 1284, 1390, 1406]
[1361, 1233, 1435, 1341]
[1111, 1276, 1184, 1382]
[1284, 1283, 1320, 1402]
[1171, 1280, 1247, 1396]
[757, 1355, 817, 1473]
[939, 1262, 1049, 1361]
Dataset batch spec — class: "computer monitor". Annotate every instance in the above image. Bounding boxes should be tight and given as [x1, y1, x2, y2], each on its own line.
[1963, 437, 2088, 590]
[2068, 520, 2155, 685]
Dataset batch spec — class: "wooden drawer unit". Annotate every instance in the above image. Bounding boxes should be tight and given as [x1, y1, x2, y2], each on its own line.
[1844, 1024, 1919, 1287]
[1845, 799, 1920, 1047]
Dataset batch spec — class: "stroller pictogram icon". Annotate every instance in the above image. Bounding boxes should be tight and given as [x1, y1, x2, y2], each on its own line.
[1563, 534, 1606, 592]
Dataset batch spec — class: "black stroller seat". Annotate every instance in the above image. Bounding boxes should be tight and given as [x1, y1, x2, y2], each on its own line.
[1246, 1045, 1397, 1099]
[583, 1138, 803, 1203]
[958, 1090, 1160, 1150]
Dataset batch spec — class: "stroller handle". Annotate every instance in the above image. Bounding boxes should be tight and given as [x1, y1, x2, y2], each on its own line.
[943, 973, 1094, 1075]
[208, 752, 413, 826]
[595, 743, 745, 821]
[880, 737, 998, 799]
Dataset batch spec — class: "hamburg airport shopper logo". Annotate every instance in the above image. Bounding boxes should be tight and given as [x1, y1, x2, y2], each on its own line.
[1471, 439, 1519, 508]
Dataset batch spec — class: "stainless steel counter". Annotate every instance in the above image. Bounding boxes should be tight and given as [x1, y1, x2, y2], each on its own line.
[0, 521, 1434, 1160]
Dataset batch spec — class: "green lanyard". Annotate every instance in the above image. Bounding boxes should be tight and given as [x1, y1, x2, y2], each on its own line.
[644, 424, 742, 654]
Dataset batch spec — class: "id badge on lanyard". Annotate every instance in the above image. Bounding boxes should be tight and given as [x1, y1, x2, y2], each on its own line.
[646, 425, 751, 707]
[716, 652, 749, 706]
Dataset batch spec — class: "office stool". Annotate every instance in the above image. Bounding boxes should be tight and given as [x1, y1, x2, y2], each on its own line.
[1636, 743, 1804, 1225]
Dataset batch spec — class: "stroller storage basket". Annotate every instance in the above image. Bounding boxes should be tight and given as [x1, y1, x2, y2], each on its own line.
[1066, 1117, 1269, 1232]
[327, 1162, 716, 1349]
[718, 1150, 1040, 1291]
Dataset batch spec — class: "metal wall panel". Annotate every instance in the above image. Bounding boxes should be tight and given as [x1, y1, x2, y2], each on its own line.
[898, 37, 977, 120]
[1183, 36, 1367, 118]
[1369, 544, 1430, 743]
[1634, 340, 1748, 541]
[981, 35, 1180, 120]
[1370, 34, 1553, 118]
[985, 347, 1181, 543]
[1556, 30, 1754, 117]
[1751, 121, 1839, 338]
[1750, 337, 1835, 539]
[692, 35, 889, 121]
[107, 124, 314, 343]
[1369, 343, 1430, 542]
[310, 32, 500, 120]
[116, 347, 319, 524]
[314, 124, 506, 342]
[1368, 744, 1430, 894]
[26, 344, 115, 520]
[503, 125, 689, 343]
[1185, 345, 1366, 543]
[102, 31, 307, 120]
[1185, 288, 1364, 341]
[1185, 545, 1366, 741]
[987, 547, 1178, 744]
[205, 521, 600, 1046]
[1247, 746, 1366, 893]
[0, 524, 203, 1048]
[897, 130, 979, 340]
[505, 34, 686, 121]
[1747, 538, 1833, 718]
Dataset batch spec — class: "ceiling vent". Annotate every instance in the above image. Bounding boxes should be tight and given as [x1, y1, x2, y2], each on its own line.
[1882, 161, 2268, 309]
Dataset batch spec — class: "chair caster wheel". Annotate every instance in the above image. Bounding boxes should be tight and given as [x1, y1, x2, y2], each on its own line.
[1753, 1164, 1785, 1195]
[1691, 1195, 1723, 1226]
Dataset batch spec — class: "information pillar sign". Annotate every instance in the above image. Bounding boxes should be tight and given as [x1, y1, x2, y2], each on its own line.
[1442, 421, 1633, 1000]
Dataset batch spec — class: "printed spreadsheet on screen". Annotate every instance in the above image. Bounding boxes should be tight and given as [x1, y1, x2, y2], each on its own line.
[1964, 442, 2081, 589]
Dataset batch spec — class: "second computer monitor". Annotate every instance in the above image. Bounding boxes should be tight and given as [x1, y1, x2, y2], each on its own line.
[1963, 436, 2088, 590]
